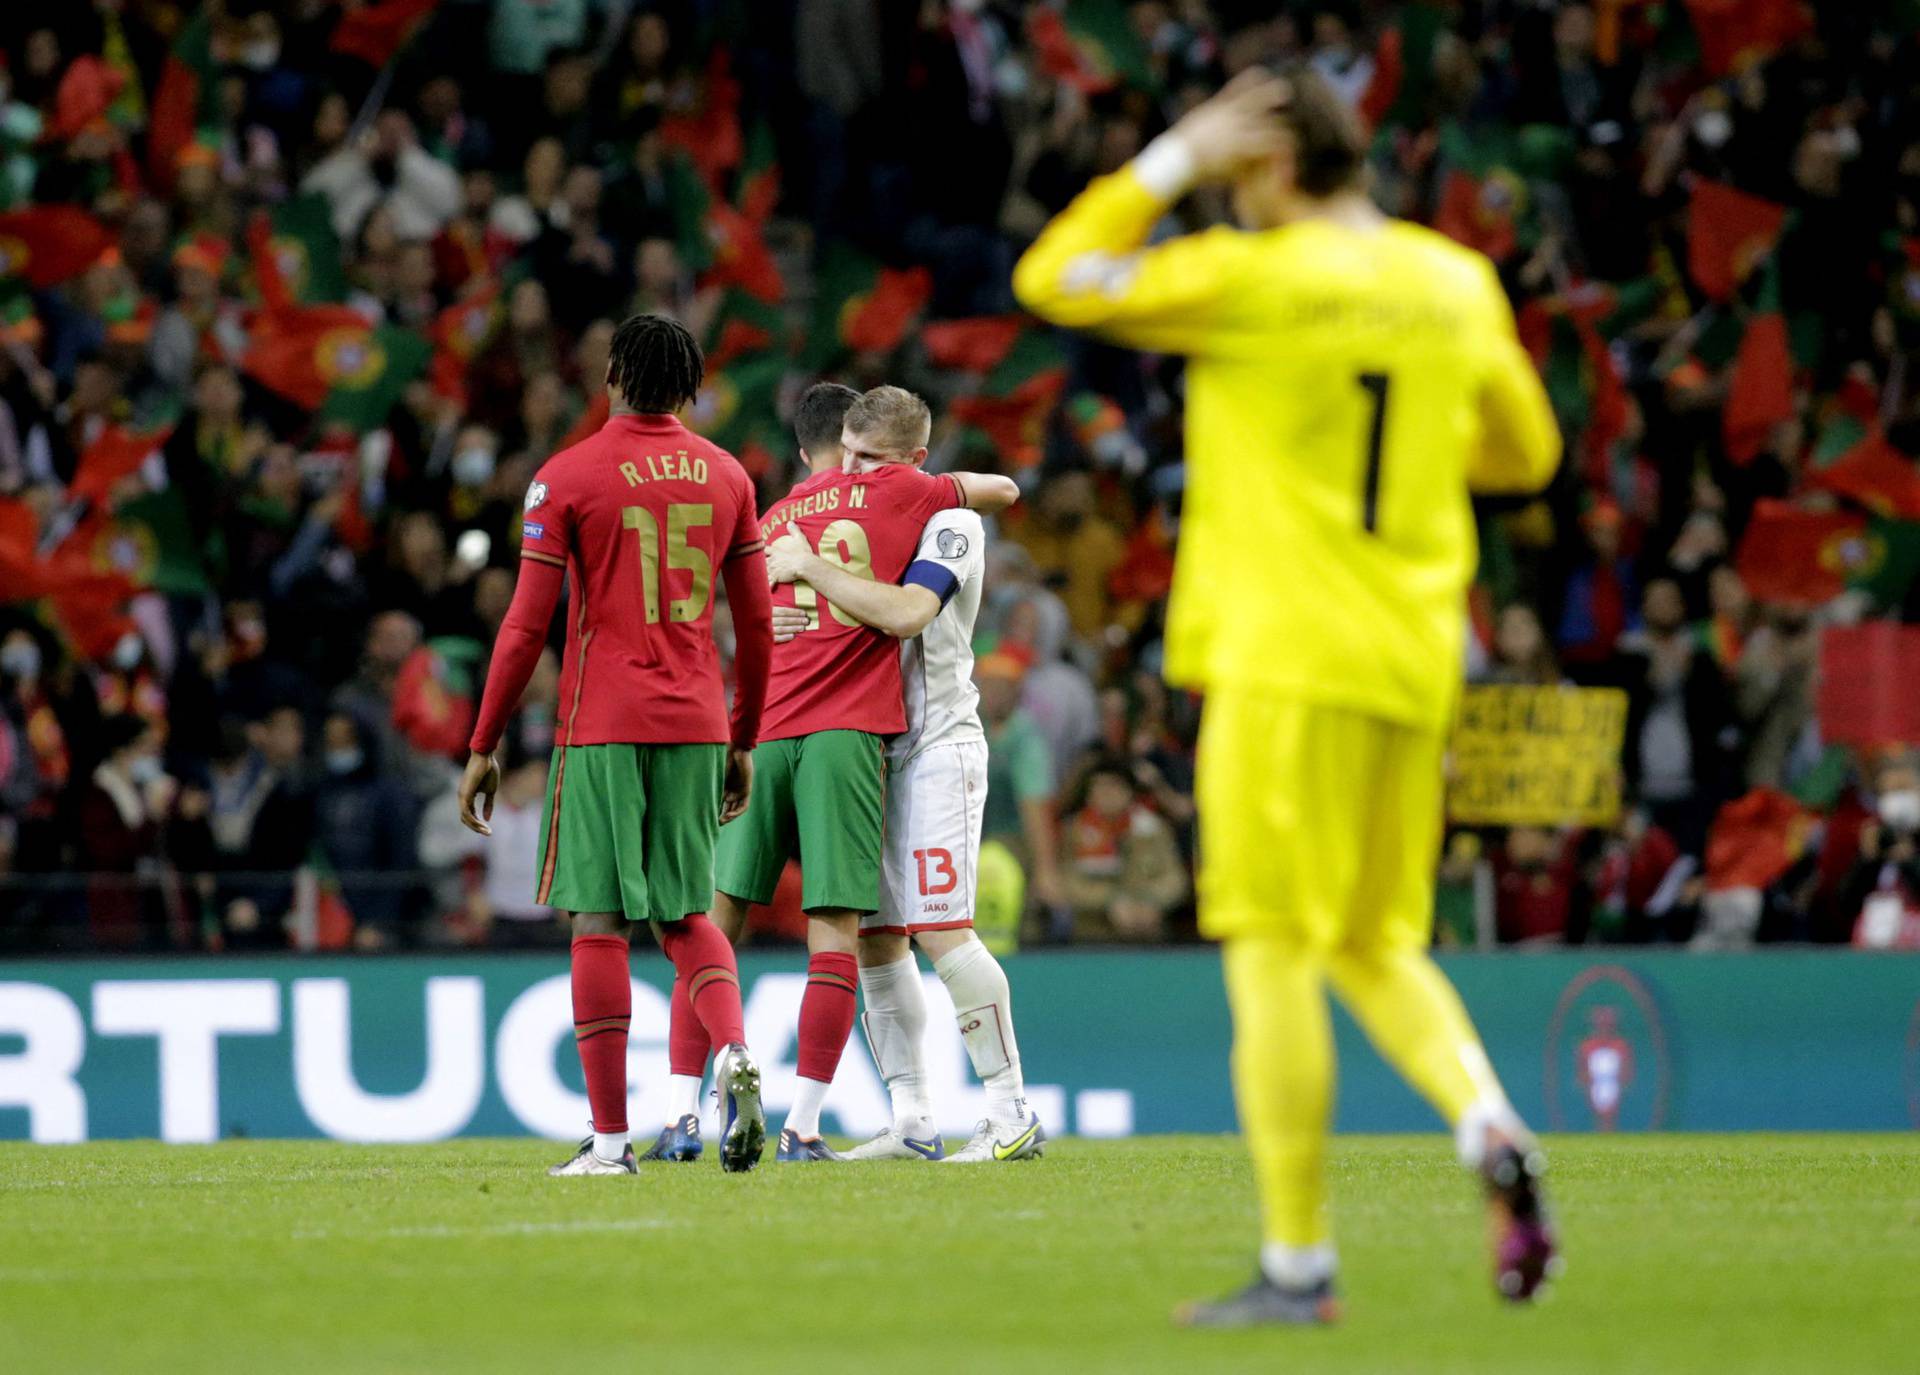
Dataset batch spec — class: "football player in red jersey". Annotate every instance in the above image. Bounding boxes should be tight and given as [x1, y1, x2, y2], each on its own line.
[669, 383, 1018, 1162]
[459, 314, 774, 1176]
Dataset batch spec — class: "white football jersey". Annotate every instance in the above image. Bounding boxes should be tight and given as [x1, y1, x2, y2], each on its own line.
[890, 507, 987, 763]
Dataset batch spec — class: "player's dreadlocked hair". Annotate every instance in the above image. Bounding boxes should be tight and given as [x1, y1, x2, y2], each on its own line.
[606, 313, 704, 414]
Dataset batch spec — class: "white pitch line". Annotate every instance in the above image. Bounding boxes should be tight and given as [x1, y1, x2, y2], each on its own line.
[291, 1216, 686, 1241]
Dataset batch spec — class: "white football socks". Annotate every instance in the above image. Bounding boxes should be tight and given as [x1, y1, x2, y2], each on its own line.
[666, 1073, 703, 1125]
[785, 1077, 830, 1138]
[1261, 1242, 1337, 1289]
[934, 938, 1027, 1126]
[859, 954, 933, 1128]
[1455, 1095, 1529, 1170]
[593, 1131, 629, 1162]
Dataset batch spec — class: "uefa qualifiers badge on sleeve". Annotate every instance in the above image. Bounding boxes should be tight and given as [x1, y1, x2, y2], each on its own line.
[935, 528, 970, 560]
[525, 480, 549, 511]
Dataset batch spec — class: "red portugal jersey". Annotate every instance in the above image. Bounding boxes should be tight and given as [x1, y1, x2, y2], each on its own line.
[521, 413, 763, 745]
[758, 464, 965, 741]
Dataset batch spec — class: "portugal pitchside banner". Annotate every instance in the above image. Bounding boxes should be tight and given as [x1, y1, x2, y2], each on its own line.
[1448, 685, 1629, 826]
[2, 952, 1918, 1143]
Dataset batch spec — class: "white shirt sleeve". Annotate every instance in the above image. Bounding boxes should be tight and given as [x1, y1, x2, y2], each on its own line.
[912, 508, 986, 595]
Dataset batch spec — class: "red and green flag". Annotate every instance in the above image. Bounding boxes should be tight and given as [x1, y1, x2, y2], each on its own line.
[243, 305, 431, 431]
[146, 11, 223, 193]
[687, 349, 787, 479]
[0, 207, 114, 288]
[249, 196, 347, 309]
[1027, 0, 1156, 95]
[705, 291, 783, 370]
[951, 329, 1069, 471]
[1808, 433, 1920, 521]
[661, 48, 744, 191]
[1681, 0, 1813, 77]
[427, 280, 502, 402]
[331, 0, 442, 68]
[392, 636, 483, 759]
[1735, 499, 1920, 608]
[1433, 126, 1528, 263]
[922, 315, 1026, 374]
[1359, 1, 1446, 131]
[702, 201, 783, 305]
[1686, 180, 1787, 302]
[804, 246, 933, 369]
[735, 121, 780, 226]
[68, 425, 171, 509]
[1704, 788, 1812, 891]
[1722, 261, 1793, 464]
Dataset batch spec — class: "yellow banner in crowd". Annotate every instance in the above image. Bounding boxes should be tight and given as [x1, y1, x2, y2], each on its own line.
[1447, 686, 1629, 827]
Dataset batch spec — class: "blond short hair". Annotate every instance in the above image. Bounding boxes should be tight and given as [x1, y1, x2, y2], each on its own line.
[845, 385, 932, 453]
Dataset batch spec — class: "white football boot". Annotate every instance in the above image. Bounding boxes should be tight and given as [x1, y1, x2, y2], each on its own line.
[942, 1109, 1045, 1164]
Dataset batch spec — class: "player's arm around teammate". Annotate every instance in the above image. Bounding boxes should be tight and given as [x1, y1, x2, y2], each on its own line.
[764, 514, 1043, 1164]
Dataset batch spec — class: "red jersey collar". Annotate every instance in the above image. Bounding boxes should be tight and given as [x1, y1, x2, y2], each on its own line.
[608, 411, 692, 436]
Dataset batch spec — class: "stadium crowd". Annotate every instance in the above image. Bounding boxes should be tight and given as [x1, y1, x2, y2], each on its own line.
[2, 0, 1920, 954]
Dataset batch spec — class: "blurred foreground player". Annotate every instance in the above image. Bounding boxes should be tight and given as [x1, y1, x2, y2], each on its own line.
[460, 314, 774, 1176]
[1015, 71, 1564, 1322]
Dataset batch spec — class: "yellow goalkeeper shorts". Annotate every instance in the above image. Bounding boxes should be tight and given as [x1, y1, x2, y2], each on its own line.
[1195, 690, 1445, 952]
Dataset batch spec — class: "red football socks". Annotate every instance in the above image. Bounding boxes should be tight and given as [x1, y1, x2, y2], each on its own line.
[570, 934, 631, 1133]
[668, 972, 713, 1078]
[659, 914, 746, 1050]
[796, 951, 859, 1083]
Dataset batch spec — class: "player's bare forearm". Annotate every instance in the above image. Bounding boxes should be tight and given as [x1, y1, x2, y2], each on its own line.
[953, 470, 1020, 514]
[793, 556, 941, 639]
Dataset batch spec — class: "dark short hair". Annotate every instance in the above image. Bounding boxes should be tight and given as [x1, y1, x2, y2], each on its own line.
[795, 382, 859, 456]
[608, 313, 704, 414]
[1274, 63, 1367, 197]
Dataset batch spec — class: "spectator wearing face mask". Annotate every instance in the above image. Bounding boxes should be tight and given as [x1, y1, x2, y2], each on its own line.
[312, 711, 421, 950]
[1839, 755, 1920, 950]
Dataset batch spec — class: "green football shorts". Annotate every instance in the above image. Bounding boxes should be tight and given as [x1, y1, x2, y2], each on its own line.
[535, 742, 724, 922]
[713, 730, 886, 913]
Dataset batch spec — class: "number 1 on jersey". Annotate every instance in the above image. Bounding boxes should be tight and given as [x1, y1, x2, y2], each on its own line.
[1356, 370, 1390, 534]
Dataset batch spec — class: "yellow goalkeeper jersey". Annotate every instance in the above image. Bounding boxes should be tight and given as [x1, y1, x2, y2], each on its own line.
[1013, 167, 1560, 730]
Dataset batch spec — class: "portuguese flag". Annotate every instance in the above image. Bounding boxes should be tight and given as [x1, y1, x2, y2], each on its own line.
[1735, 499, 1920, 608]
[1704, 788, 1812, 892]
[922, 315, 1026, 374]
[1681, 0, 1813, 77]
[1027, 0, 1155, 95]
[68, 425, 171, 508]
[78, 488, 210, 598]
[249, 196, 347, 308]
[242, 305, 430, 431]
[146, 11, 223, 193]
[702, 201, 783, 305]
[950, 329, 1069, 470]
[661, 48, 744, 190]
[330, 0, 442, 68]
[705, 290, 783, 370]
[1432, 125, 1528, 264]
[1686, 180, 1787, 302]
[0, 207, 114, 288]
[428, 280, 502, 402]
[804, 245, 934, 369]
[1722, 261, 1793, 464]
[1809, 433, 1920, 521]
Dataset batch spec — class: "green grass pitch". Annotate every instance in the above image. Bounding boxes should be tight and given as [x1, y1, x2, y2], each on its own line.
[5, 1135, 1917, 1373]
